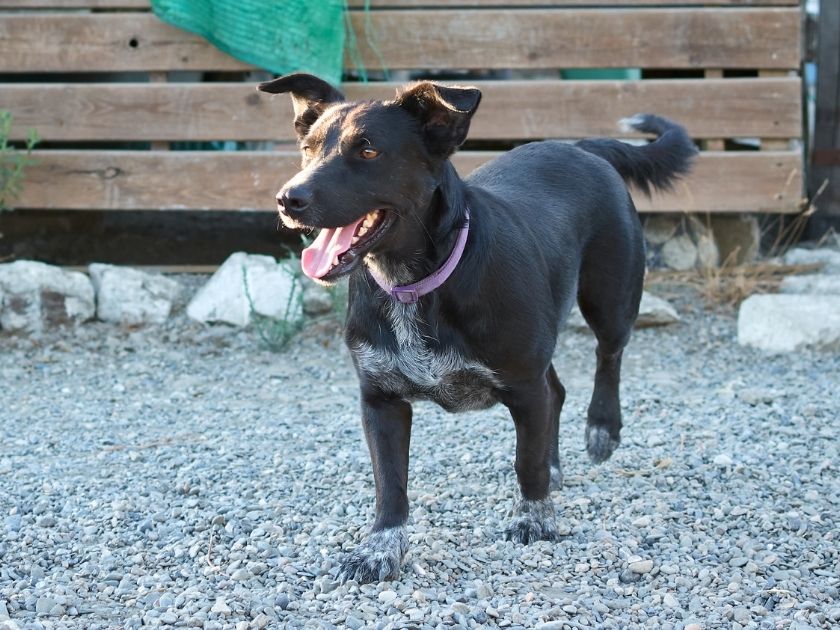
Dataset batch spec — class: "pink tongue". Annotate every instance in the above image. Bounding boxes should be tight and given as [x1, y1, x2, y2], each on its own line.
[301, 217, 365, 279]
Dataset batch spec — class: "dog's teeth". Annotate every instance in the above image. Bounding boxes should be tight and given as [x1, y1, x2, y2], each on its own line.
[352, 236, 360, 244]
[358, 226, 368, 236]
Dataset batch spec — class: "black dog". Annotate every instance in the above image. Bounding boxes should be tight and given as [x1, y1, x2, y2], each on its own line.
[259, 74, 696, 583]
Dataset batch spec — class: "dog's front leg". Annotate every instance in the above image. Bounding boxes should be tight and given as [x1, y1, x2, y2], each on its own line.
[338, 394, 412, 584]
[501, 375, 559, 544]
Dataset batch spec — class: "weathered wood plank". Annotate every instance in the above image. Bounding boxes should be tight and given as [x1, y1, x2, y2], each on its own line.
[0, 0, 148, 6]
[0, 78, 802, 142]
[1, 0, 801, 7]
[703, 70, 726, 151]
[349, 8, 801, 70]
[18, 150, 803, 213]
[758, 70, 793, 150]
[0, 9, 801, 73]
[351, 0, 801, 5]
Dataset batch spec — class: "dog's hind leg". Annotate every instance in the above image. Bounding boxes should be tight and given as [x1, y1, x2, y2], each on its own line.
[501, 375, 560, 543]
[547, 364, 566, 491]
[337, 395, 412, 584]
[577, 225, 644, 464]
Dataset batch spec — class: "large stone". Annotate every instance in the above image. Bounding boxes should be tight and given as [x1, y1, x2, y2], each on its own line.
[661, 234, 698, 271]
[687, 215, 719, 269]
[643, 215, 679, 245]
[302, 286, 334, 316]
[709, 215, 760, 265]
[737, 294, 840, 353]
[566, 291, 679, 331]
[779, 274, 840, 295]
[644, 214, 719, 270]
[636, 292, 681, 327]
[89, 264, 182, 326]
[783, 247, 840, 273]
[186, 252, 302, 327]
[0, 261, 95, 333]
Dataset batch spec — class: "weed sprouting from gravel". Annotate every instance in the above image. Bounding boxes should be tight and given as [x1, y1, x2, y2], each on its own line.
[242, 261, 304, 352]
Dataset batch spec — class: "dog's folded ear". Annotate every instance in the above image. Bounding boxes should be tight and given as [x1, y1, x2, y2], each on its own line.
[395, 82, 482, 158]
[258, 73, 345, 140]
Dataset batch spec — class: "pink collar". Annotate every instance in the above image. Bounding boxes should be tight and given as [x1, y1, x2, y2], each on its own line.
[367, 210, 470, 304]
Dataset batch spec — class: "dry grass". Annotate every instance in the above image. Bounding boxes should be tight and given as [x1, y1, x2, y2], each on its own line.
[646, 181, 833, 308]
[647, 261, 823, 308]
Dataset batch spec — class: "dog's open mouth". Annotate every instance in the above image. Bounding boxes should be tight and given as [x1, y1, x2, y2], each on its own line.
[301, 209, 392, 281]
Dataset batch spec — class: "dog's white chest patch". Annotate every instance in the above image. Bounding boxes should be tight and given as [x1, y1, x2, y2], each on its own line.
[351, 303, 500, 411]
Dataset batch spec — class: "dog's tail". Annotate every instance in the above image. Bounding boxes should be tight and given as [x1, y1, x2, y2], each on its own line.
[575, 114, 697, 196]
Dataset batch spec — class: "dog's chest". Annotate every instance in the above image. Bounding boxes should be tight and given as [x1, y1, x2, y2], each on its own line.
[351, 304, 500, 412]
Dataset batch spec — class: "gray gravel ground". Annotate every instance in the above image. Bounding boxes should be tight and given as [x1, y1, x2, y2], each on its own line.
[1, 280, 838, 630]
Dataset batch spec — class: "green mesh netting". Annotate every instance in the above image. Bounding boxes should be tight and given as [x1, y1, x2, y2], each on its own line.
[150, 0, 346, 84]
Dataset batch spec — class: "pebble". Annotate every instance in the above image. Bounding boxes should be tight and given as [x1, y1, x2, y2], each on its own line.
[35, 597, 56, 616]
[211, 598, 231, 615]
[619, 569, 641, 584]
[713, 454, 733, 467]
[230, 568, 251, 582]
[378, 590, 397, 604]
[345, 616, 365, 630]
[0, 281, 837, 629]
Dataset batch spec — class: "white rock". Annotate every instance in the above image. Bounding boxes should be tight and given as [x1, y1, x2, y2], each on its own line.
[566, 291, 679, 331]
[378, 590, 397, 604]
[186, 252, 302, 327]
[696, 233, 720, 269]
[783, 247, 840, 273]
[210, 597, 231, 615]
[714, 454, 733, 467]
[89, 264, 182, 326]
[662, 234, 698, 271]
[643, 215, 679, 245]
[628, 559, 654, 574]
[0, 261, 94, 333]
[738, 294, 840, 353]
[710, 214, 760, 265]
[779, 274, 840, 295]
[636, 292, 681, 327]
[302, 287, 334, 316]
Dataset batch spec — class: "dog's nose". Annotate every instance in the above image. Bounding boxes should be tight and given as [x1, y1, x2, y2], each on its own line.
[277, 185, 313, 215]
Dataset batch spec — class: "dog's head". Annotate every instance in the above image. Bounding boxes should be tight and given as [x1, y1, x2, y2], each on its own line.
[259, 74, 481, 284]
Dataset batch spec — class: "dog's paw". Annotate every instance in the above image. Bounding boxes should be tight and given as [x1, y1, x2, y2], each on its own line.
[504, 498, 559, 544]
[586, 424, 620, 464]
[549, 464, 564, 492]
[337, 526, 408, 584]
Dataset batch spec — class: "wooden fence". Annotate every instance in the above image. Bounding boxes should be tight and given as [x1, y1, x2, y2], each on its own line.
[0, 0, 804, 219]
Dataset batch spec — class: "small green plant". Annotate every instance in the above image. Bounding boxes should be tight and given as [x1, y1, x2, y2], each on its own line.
[242, 260, 304, 352]
[0, 111, 39, 211]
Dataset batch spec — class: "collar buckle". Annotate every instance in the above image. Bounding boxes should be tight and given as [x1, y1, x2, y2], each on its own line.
[367, 208, 470, 304]
[391, 287, 419, 304]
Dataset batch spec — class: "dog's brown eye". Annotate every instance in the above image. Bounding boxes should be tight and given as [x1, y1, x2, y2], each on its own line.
[359, 147, 380, 160]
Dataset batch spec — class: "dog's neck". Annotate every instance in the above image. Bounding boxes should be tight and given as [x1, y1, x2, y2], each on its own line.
[366, 161, 469, 288]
